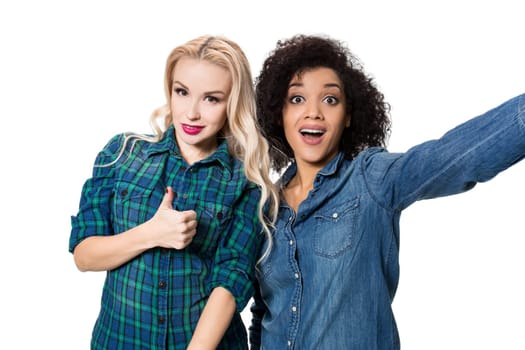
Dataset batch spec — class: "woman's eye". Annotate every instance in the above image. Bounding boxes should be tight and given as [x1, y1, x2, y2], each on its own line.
[205, 96, 219, 103]
[174, 88, 187, 96]
[290, 95, 304, 104]
[323, 95, 339, 105]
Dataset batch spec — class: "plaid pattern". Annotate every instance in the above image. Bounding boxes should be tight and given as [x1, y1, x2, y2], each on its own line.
[70, 126, 262, 349]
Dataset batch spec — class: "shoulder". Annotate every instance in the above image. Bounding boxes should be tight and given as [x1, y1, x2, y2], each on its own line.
[357, 146, 389, 160]
[91, 132, 161, 178]
[212, 143, 257, 190]
[97, 132, 164, 165]
[355, 146, 402, 168]
[335, 147, 402, 181]
[98, 133, 127, 157]
[230, 157, 258, 190]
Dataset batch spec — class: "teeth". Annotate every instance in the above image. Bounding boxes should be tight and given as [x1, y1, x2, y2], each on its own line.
[300, 128, 325, 134]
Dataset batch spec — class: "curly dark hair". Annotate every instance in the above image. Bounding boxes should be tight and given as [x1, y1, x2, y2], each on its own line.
[256, 34, 391, 172]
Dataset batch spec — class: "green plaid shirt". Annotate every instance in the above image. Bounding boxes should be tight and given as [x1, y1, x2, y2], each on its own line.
[70, 126, 262, 349]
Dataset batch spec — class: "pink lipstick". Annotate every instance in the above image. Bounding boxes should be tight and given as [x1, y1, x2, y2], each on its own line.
[181, 123, 204, 135]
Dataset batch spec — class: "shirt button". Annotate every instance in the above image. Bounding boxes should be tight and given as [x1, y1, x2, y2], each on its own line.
[291, 306, 297, 312]
[161, 248, 169, 255]
[183, 193, 188, 199]
[289, 240, 293, 246]
[158, 281, 166, 289]
[121, 189, 128, 196]
[294, 273, 299, 279]
[288, 340, 291, 347]
[158, 316, 165, 324]
[332, 212, 338, 219]
[216, 211, 223, 220]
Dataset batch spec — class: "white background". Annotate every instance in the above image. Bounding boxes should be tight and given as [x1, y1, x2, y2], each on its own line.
[1, 1, 524, 349]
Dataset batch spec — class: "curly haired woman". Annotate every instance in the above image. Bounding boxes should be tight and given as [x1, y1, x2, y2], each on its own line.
[250, 34, 525, 349]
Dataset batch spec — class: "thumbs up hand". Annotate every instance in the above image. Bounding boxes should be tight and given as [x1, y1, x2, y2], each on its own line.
[148, 187, 197, 250]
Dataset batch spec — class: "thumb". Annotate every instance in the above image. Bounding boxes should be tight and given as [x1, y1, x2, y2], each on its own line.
[159, 186, 174, 210]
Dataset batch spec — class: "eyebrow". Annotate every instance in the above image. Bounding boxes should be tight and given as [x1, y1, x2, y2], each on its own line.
[204, 90, 227, 96]
[288, 82, 342, 89]
[173, 80, 227, 95]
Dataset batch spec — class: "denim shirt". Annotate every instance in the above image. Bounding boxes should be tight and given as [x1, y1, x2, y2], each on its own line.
[250, 94, 525, 349]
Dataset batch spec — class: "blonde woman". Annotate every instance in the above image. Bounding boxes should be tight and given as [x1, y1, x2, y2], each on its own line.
[70, 35, 277, 350]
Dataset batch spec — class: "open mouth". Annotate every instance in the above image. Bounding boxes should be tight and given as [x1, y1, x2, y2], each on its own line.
[299, 128, 326, 144]
[299, 128, 325, 137]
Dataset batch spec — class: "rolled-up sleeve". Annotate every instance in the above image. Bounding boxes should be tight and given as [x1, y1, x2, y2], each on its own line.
[69, 134, 124, 253]
[207, 185, 264, 311]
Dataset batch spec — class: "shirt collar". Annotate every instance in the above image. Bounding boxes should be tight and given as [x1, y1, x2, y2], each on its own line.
[142, 125, 175, 156]
[144, 125, 234, 173]
[280, 151, 345, 188]
[318, 151, 345, 176]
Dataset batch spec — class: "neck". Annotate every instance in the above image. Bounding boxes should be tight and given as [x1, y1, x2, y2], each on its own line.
[292, 159, 322, 191]
[175, 133, 218, 165]
[283, 160, 322, 212]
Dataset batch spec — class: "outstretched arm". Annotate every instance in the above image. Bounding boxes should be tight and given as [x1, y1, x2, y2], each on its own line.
[365, 93, 525, 211]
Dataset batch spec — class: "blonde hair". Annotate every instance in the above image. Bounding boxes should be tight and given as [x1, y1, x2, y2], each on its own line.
[112, 36, 278, 256]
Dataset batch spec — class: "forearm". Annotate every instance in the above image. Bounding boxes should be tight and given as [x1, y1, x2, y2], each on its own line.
[188, 287, 236, 350]
[73, 220, 156, 271]
[369, 93, 525, 210]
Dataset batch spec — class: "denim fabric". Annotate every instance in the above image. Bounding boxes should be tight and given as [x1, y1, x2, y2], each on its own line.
[250, 94, 525, 349]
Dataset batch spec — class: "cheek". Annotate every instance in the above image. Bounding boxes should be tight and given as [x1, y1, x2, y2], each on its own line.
[217, 114, 228, 130]
[170, 95, 184, 117]
[282, 109, 297, 132]
[282, 119, 295, 142]
[206, 106, 228, 127]
[283, 122, 299, 149]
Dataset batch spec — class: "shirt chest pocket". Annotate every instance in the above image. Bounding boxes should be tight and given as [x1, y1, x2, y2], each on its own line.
[112, 182, 156, 233]
[313, 196, 360, 258]
[191, 202, 232, 254]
